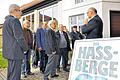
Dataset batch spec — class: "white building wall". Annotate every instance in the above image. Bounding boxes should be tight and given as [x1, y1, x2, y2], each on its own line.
[58, 1, 63, 24]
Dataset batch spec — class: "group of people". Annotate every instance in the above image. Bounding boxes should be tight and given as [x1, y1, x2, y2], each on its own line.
[35, 21, 72, 80]
[2, 3, 103, 80]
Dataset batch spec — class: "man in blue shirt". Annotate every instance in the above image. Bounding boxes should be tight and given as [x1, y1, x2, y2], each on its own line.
[36, 22, 48, 73]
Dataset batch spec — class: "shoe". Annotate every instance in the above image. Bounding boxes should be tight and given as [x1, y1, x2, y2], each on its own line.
[32, 65, 38, 68]
[22, 74, 27, 78]
[50, 74, 59, 78]
[63, 68, 69, 72]
[40, 68, 45, 74]
[67, 63, 71, 66]
[57, 68, 61, 72]
[27, 72, 34, 75]
[44, 78, 49, 80]
[40, 70, 44, 74]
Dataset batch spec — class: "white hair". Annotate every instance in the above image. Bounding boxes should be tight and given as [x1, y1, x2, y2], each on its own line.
[9, 4, 19, 14]
[48, 20, 57, 28]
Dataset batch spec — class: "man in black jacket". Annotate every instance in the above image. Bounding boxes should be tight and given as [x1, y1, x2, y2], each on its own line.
[82, 7, 103, 39]
[56, 24, 71, 72]
[70, 26, 83, 49]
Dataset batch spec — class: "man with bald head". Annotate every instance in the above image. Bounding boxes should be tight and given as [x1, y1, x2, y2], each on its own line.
[2, 4, 28, 80]
[82, 7, 103, 39]
[21, 20, 33, 78]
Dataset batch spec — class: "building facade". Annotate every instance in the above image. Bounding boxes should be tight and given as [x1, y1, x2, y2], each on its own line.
[21, 0, 120, 38]
[21, 0, 62, 32]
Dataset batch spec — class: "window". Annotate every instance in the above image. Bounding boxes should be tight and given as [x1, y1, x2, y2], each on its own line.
[69, 14, 84, 32]
[38, 5, 58, 24]
[23, 14, 34, 31]
[78, 14, 84, 26]
[75, 0, 84, 4]
[70, 16, 77, 25]
[39, 11, 44, 27]
[44, 8, 52, 22]
[53, 6, 58, 21]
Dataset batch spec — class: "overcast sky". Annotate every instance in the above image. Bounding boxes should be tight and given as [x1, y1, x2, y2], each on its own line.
[0, 0, 33, 24]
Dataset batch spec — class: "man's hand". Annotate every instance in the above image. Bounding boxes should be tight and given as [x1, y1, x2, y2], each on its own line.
[83, 19, 88, 25]
[38, 47, 42, 51]
[52, 51, 56, 54]
[24, 51, 27, 53]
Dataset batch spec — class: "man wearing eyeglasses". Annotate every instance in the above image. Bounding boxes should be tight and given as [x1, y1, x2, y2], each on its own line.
[82, 7, 103, 39]
[2, 4, 28, 80]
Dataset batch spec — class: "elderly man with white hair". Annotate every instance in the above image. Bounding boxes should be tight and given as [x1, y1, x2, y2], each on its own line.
[2, 4, 28, 80]
[43, 20, 59, 80]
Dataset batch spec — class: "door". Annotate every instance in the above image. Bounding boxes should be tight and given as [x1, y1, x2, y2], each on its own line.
[110, 11, 120, 37]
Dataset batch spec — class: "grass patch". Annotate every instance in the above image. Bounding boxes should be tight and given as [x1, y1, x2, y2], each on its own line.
[0, 51, 8, 68]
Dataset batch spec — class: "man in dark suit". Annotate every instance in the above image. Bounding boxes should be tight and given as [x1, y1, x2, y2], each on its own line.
[44, 20, 59, 80]
[2, 4, 28, 80]
[56, 24, 71, 72]
[82, 7, 103, 39]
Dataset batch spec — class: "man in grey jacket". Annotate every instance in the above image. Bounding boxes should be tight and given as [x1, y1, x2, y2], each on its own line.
[2, 4, 28, 80]
[44, 20, 59, 80]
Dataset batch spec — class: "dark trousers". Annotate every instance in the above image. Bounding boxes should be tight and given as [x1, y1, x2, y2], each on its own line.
[39, 50, 48, 72]
[32, 49, 39, 67]
[58, 48, 68, 69]
[7, 59, 22, 80]
[21, 50, 31, 74]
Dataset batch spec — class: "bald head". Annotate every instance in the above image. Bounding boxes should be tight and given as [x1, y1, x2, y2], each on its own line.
[59, 24, 64, 31]
[23, 20, 30, 29]
[42, 22, 48, 29]
[88, 7, 97, 14]
[87, 7, 97, 18]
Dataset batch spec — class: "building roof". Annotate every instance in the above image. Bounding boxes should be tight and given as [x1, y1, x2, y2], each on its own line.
[20, 0, 44, 11]
[21, 0, 61, 15]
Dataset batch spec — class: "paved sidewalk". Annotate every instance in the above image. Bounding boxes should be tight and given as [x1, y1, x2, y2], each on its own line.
[0, 67, 69, 80]
[0, 69, 6, 80]
[21, 67, 69, 80]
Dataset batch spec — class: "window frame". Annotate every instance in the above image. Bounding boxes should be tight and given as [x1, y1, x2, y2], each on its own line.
[75, 0, 84, 4]
[69, 14, 84, 32]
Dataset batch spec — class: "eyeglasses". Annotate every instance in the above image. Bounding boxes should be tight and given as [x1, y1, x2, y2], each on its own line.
[87, 11, 92, 14]
[15, 9, 21, 12]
